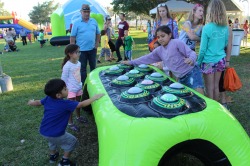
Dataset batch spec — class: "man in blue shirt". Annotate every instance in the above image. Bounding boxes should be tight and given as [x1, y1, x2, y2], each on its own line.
[70, 4, 101, 84]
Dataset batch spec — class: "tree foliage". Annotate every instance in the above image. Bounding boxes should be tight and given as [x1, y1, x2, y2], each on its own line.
[111, 0, 210, 16]
[111, 0, 167, 15]
[28, 0, 59, 27]
[0, 1, 11, 16]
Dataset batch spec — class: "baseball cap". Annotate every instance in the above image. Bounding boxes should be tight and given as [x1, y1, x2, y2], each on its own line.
[106, 16, 111, 20]
[81, 4, 90, 11]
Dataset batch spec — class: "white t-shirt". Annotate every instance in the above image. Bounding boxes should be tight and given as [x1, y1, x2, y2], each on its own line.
[61, 61, 82, 93]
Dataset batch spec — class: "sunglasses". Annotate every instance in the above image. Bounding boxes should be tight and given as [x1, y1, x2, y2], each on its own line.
[80, 9, 90, 13]
[157, 3, 167, 8]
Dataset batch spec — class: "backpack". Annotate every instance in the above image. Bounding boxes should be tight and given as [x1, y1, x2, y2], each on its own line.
[224, 67, 242, 92]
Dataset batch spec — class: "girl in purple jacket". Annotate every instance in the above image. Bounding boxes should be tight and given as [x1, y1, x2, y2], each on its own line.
[122, 25, 204, 94]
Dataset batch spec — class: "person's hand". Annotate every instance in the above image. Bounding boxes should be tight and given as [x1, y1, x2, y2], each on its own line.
[95, 42, 99, 49]
[27, 99, 34, 106]
[121, 37, 124, 40]
[120, 61, 131, 65]
[93, 93, 105, 101]
[186, 30, 196, 40]
[184, 58, 193, 66]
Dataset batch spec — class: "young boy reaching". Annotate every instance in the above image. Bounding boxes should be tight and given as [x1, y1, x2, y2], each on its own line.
[28, 78, 104, 165]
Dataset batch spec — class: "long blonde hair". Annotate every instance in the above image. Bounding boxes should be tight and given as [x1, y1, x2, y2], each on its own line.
[187, 4, 204, 25]
[206, 0, 227, 26]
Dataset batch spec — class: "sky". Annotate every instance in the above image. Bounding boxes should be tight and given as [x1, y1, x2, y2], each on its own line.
[1, 0, 112, 20]
[2, 0, 249, 21]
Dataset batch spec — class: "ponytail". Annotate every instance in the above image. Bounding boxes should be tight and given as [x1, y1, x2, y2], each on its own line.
[62, 55, 70, 69]
[62, 44, 80, 69]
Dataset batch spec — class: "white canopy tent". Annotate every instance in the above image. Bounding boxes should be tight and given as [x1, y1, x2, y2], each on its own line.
[149, 0, 194, 14]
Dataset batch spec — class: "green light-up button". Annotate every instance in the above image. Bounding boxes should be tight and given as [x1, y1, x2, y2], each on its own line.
[160, 94, 178, 102]
[169, 82, 184, 89]
[138, 64, 148, 68]
[128, 87, 143, 94]
[117, 75, 129, 81]
[129, 69, 139, 74]
[141, 80, 153, 85]
[151, 72, 163, 78]
[109, 66, 119, 71]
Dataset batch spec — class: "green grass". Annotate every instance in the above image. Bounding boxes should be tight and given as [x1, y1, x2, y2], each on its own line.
[0, 32, 249, 165]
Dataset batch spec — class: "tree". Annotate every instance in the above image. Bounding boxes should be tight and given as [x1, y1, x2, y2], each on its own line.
[111, 0, 210, 16]
[111, 0, 166, 15]
[0, 1, 11, 16]
[111, 0, 210, 23]
[28, 0, 59, 28]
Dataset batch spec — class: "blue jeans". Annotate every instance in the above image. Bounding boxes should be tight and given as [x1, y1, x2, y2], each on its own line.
[179, 65, 204, 89]
[115, 38, 125, 60]
[79, 48, 97, 84]
[125, 50, 132, 60]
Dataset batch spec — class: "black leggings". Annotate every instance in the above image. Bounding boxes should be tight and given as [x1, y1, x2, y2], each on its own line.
[108, 40, 116, 52]
[219, 70, 225, 92]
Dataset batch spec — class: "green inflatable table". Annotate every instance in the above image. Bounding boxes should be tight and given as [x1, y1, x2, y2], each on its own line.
[86, 65, 250, 166]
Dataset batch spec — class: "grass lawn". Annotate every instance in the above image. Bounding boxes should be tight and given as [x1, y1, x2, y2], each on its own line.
[0, 31, 249, 165]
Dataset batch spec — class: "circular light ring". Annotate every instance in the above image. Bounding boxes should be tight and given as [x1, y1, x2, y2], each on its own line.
[145, 74, 168, 82]
[109, 66, 120, 71]
[121, 89, 149, 99]
[117, 64, 133, 70]
[117, 75, 129, 81]
[129, 69, 140, 74]
[169, 82, 184, 89]
[135, 82, 161, 93]
[128, 87, 143, 94]
[160, 94, 178, 102]
[162, 85, 192, 97]
[125, 71, 145, 79]
[111, 77, 136, 87]
[104, 68, 125, 75]
[138, 64, 149, 68]
[151, 72, 163, 77]
[134, 66, 153, 73]
[120, 89, 152, 104]
[141, 80, 154, 85]
[152, 95, 186, 109]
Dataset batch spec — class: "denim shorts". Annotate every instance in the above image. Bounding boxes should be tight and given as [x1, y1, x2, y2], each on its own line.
[100, 48, 111, 57]
[179, 65, 204, 89]
[42, 132, 78, 152]
[125, 50, 132, 60]
[201, 58, 225, 74]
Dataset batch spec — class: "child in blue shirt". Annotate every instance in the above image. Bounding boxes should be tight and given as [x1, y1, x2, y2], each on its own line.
[28, 78, 104, 165]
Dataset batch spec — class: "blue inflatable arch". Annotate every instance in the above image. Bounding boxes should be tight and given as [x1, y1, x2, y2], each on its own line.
[62, 0, 108, 30]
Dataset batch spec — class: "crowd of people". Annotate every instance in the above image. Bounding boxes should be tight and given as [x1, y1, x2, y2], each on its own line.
[1, 27, 48, 52]
[26, 0, 249, 165]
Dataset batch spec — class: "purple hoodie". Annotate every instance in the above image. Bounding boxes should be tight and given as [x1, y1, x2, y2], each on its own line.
[130, 39, 197, 78]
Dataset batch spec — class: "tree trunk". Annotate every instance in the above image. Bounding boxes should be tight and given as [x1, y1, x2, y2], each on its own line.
[136, 19, 138, 30]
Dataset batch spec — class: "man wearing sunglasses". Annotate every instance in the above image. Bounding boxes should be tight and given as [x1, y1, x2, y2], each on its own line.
[70, 4, 100, 84]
